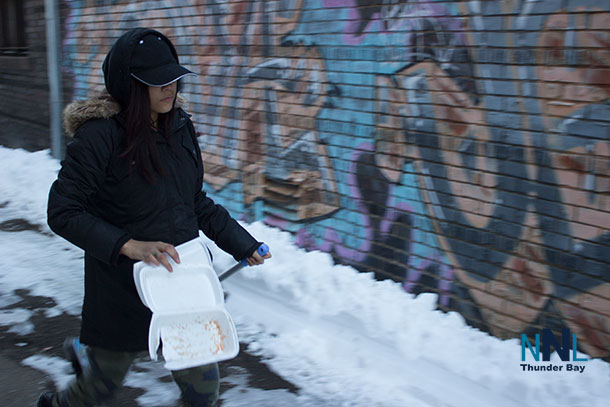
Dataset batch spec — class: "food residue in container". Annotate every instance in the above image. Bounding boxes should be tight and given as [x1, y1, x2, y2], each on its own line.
[161, 317, 226, 361]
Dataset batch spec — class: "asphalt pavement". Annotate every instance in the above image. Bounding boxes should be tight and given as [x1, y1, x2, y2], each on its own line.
[0, 353, 49, 407]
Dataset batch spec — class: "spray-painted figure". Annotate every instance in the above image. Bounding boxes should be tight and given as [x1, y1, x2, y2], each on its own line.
[377, 0, 609, 356]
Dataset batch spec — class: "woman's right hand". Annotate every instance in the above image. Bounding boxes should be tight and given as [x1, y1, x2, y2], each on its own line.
[119, 239, 180, 272]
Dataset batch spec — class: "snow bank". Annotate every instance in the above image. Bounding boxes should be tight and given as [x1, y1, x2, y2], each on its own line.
[209, 224, 610, 407]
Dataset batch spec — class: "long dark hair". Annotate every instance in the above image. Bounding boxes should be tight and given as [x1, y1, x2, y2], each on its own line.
[120, 78, 175, 183]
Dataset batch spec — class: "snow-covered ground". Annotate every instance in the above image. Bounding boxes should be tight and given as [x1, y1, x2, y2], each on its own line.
[1, 146, 609, 407]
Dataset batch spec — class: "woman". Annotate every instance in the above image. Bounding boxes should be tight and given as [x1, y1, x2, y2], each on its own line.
[40, 28, 271, 407]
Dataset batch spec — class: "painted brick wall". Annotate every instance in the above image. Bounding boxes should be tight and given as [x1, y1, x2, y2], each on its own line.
[41, 0, 610, 358]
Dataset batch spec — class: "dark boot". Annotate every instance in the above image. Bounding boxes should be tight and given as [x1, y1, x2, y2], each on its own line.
[36, 391, 55, 407]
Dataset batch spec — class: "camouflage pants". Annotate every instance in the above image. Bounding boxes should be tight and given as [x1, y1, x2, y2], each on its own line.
[51, 346, 219, 407]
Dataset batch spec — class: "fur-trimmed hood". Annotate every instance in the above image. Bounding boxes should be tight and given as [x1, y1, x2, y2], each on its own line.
[63, 91, 187, 137]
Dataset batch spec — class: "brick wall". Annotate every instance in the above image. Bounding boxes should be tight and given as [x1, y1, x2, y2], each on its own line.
[23, 0, 610, 358]
[0, 0, 72, 150]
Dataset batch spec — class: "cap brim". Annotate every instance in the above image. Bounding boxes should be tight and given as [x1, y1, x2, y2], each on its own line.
[131, 63, 196, 87]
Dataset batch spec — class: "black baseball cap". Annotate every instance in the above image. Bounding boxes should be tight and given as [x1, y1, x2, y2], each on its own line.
[130, 33, 195, 87]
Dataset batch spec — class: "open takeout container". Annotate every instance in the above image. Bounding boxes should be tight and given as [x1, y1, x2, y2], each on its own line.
[133, 232, 239, 370]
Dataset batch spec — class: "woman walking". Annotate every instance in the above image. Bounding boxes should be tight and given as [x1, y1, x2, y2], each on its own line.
[40, 28, 270, 407]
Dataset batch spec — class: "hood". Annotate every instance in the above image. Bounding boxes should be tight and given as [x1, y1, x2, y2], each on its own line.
[63, 91, 187, 137]
[102, 28, 181, 106]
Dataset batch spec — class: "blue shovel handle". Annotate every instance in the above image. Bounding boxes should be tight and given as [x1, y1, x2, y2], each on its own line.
[219, 243, 269, 281]
[240, 243, 270, 266]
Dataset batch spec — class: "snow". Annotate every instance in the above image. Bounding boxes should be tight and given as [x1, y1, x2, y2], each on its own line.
[0, 308, 34, 335]
[1, 146, 609, 407]
[0, 147, 61, 228]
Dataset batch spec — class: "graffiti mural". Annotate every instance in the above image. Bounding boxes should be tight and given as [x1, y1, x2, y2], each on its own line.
[192, 0, 340, 222]
[61, 0, 609, 359]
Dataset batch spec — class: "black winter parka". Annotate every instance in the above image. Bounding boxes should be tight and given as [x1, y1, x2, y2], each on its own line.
[47, 96, 259, 351]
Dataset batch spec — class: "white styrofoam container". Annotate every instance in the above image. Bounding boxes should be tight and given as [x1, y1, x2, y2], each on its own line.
[133, 232, 239, 370]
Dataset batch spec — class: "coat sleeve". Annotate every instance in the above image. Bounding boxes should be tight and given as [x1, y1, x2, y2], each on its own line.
[47, 120, 131, 265]
[194, 189, 259, 262]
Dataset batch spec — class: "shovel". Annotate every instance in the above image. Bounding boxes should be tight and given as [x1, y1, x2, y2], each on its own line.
[218, 243, 269, 281]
